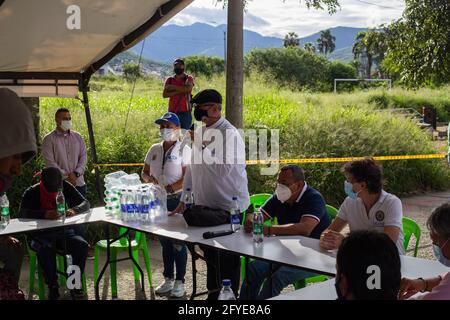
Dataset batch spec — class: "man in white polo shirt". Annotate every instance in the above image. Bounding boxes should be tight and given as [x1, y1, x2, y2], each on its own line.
[320, 158, 405, 254]
[141, 112, 191, 298]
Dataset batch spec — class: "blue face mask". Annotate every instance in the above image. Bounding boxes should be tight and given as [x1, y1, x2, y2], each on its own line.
[344, 180, 359, 200]
[433, 239, 450, 267]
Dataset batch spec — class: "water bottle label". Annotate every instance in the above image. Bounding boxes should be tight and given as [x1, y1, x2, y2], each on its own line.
[141, 204, 150, 214]
[185, 203, 192, 210]
[126, 204, 135, 213]
[1, 207, 9, 216]
[57, 203, 65, 215]
[121, 204, 127, 212]
[231, 214, 240, 225]
[253, 223, 263, 235]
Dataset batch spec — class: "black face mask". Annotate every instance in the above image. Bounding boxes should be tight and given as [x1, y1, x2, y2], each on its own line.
[174, 68, 184, 75]
[194, 108, 209, 121]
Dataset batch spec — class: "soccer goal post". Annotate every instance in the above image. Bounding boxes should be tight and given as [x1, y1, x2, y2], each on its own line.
[334, 78, 392, 93]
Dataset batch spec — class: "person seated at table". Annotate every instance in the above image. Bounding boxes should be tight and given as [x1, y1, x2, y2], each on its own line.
[335, 230, 401, 300]
[240, 164, 331, 300]
[19, 167, 90, 300]
[398, 202, 450, 300]
[320, 158, 405, 254]
[141, 112, 191, 298]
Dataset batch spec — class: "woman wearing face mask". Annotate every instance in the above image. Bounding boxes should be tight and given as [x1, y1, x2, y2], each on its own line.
[399, 202, 450, 300]
[141, 112, 191, 298]
[320, 158, 405, 254]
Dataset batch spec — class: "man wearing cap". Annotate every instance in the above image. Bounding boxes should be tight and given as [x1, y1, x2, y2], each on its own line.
[171, 89, 250, 300]
[0, 88, 37, 289]
[142, 112, 191, 298]
[163, 58, 194, 130]
[19, 167, 90, 300]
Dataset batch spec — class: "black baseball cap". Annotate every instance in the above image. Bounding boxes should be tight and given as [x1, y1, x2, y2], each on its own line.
[191, 89, 222, 106]
[173, 58, 185, 66]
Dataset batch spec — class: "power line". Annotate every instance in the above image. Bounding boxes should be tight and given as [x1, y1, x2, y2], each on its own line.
[353, 0, 404, 11]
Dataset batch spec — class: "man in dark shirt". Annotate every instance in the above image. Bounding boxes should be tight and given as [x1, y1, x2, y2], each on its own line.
[19, 167, 89, 300]
[240, 165, 331, 300]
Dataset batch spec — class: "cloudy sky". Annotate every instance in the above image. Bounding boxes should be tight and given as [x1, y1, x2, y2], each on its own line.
[169, 0, 405, 37]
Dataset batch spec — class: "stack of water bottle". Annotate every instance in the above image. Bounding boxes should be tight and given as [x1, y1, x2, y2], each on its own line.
[103, 171, 167, 224]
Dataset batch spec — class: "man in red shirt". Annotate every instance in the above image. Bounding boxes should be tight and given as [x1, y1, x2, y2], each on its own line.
[163, 58, 194, 130]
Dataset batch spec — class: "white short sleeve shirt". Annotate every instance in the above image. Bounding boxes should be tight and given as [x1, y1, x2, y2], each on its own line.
[338, 190, 405, 254]
[144, 141, 191, 191]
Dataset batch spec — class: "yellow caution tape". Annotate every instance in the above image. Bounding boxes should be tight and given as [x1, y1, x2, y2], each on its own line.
[93, 153, 447, 168]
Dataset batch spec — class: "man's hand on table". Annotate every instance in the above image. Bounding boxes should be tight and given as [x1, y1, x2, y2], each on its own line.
[66, 209, 77, 217]
[0, 236, 21, 247]
[169, 202, 185, 216]
[45, 210, 60, 220]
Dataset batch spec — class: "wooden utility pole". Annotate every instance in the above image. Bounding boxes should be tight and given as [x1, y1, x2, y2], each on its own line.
[225, 0, 244, 129]
[21, 97, 40, 147]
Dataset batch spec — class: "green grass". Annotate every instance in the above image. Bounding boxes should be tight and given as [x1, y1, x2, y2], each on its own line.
[8, 76, 450, 216]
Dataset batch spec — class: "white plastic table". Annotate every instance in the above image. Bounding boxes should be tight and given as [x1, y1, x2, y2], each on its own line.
[0, 208, 106, 236]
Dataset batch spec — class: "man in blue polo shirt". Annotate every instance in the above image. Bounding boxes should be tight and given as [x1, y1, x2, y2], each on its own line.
[240, 164, 331, 300]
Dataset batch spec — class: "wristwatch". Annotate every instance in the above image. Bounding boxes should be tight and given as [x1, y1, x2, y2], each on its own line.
[74, 171, 81, 178]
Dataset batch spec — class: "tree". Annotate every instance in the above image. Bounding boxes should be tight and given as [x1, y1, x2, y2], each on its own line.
[122, 63, 140, 79]
[304, 42, 316, 54]
[284, 32, 300, 48]
[383, 0, 450, 87]
[352, 30, 386, 79]
[317, 29, 336, 55]
[216, 0, 340, 14]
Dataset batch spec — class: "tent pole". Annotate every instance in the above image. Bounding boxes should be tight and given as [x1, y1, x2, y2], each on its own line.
[81, 88, 103, 203]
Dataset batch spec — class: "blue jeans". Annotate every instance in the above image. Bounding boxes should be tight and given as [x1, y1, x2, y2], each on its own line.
[175, 111, 192, 130]
[240, 260, 316, 300]
[159, 194, 187, 281]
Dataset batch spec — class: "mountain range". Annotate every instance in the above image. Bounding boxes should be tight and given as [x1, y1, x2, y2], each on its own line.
[128, 23, 366, 64]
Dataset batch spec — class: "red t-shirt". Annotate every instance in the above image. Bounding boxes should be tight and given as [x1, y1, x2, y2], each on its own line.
[165, 74, 194, 113]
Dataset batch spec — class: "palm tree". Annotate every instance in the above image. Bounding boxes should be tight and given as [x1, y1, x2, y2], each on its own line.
[352, 29, 386, 79]
[304, 42, 316, 54]
[284, 32, 300, 48]
[317, 29, 336, 55]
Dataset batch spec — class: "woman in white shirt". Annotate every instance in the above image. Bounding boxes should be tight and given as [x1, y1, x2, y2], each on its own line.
[141, 112, 191, 298]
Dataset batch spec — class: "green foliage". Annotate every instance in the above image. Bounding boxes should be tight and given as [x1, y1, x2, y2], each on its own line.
[328, 61, 358, 91]
[122, 63, 141, 79]
[383, 0, 450, 87]
[352, 29, 387, 79]
[183, 55, 225, 78]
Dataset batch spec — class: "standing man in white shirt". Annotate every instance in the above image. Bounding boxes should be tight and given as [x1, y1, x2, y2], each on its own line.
[172, 89, 250, 300]
[142, 112, 191, 298]
[320, 158, 405, 254]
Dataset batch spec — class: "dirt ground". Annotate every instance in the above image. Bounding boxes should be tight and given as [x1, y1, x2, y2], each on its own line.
[18, 190, 450, 300]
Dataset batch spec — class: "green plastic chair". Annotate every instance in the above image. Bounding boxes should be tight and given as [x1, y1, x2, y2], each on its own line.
[293, 204, 339, 290]
[93, 227, 153, 298]
[402, 216, 421, 257]
[27, 241, 87, 300]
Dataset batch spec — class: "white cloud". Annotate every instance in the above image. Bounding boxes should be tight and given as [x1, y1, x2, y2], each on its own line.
[170, 0, 405, 37]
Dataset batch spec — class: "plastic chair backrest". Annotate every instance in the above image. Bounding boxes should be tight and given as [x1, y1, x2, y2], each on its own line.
[402, 217, 421, 257]
[250, 193, 272, 210]
[326, 204, 339, 220]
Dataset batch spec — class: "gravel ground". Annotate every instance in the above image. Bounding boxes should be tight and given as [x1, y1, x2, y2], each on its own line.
[18, 190, 450, 300]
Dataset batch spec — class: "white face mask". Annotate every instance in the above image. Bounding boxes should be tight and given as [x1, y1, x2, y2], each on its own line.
[275, 183, 292, 203]
[160, 128, 178, 141]
[60, 120, 72, 131]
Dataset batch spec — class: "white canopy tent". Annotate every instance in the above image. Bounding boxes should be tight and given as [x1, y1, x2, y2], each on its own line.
[0, 0, 193, 198]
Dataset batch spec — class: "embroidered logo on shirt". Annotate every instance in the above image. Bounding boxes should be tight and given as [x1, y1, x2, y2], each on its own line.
[375, 210, 385, 222]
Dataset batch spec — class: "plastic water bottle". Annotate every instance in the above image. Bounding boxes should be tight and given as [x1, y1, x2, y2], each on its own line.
[0, 194, 10, 228]
[126, 189, 136, 221]
[140, 190, 150, 222]
[56, 188, 66, 221]
[230, 196, 241, 232]
[120, 189, 128, 221]
[184, 188, 194, 210]
[252, 210, 264, 246]
[218, 279, 236, 300]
